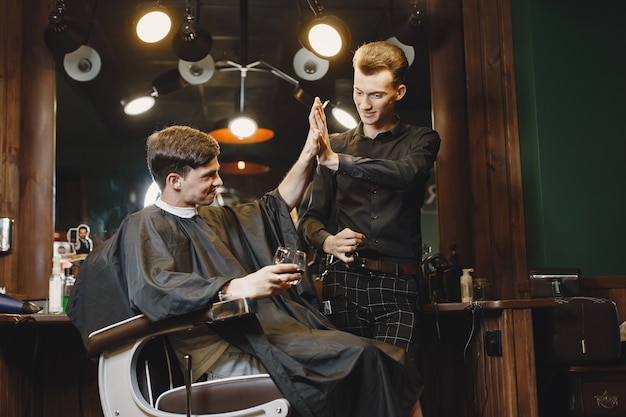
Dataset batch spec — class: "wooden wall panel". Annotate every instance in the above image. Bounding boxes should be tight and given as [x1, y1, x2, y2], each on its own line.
[426, 0, 475, 269]
[0, 0, 23, 292]
[17, 0, 55, 298]
[459, 0, 528, 299]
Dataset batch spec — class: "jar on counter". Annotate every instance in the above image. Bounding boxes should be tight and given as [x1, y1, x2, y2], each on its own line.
[473, 278, 492, 301]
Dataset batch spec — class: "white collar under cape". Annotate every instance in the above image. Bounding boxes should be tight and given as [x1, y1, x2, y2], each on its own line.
[155, 198, 198, 218]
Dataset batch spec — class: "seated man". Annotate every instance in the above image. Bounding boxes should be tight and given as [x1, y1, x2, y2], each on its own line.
[67, 115, 418, 417]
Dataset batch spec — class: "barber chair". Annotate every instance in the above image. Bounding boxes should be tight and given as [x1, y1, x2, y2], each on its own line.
[86, 299, 291, 417]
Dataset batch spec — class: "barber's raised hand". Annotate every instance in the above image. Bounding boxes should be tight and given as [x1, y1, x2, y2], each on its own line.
[225, 264, 302, 299]
[322, 228, 365, 263]
[309, 97, 338, 170]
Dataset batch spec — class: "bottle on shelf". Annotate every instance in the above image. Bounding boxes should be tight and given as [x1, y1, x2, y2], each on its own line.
[48, 256, 64, 314]
[460, 268, 474, 303]
[62, 266, 75, 314]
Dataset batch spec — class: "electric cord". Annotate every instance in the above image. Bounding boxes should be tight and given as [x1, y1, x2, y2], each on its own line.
[433, 301, 442, 342]
[431, 302, 444, 415]
[462, 302, 491, 417]
[477, 308, 489, 417]
[463, 302, 481, 365]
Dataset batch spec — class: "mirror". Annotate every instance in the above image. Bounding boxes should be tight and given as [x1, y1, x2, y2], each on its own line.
[54, 1, 437, 254]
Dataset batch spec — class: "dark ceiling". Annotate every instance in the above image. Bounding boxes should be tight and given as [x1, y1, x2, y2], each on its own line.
[53, 0, 432, 200]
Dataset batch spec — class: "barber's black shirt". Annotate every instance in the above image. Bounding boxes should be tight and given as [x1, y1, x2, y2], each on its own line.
[299, 120, 440, 262]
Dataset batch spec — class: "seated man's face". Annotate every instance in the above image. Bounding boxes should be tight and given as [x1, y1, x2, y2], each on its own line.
[177, 157, 223, 207]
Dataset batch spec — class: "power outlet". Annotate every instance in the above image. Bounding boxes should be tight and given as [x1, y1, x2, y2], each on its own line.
[485, 330, 502, 357]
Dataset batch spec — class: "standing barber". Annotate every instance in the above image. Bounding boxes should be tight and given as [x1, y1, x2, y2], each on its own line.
[298, 40, 440, 416]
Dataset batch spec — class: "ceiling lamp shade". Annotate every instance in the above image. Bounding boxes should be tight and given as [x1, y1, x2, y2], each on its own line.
[219, 161, 270, 175]
[386, 36, 415, 67]
[63, 45, 101, 81]
[209, 60, 274, 143]
[135, 3, 172, 43]
[152, 69, 187, 95]
[330, 104, 358, 130]
[178, 54, 215, 85]
[394, 2, 428, 47]
[299, 1, 351, 59]
[293, 47, 329, 81]
[172, 7, 213, 62]
[121, 89, 157, 115]
[44, 0, 86, 54]
[229, 114, 257, 139]
[209, 126, 274, 144]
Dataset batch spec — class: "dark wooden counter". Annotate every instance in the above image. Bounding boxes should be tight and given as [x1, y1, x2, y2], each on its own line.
[0, 313, 102, 417]
[420, 298, 557, 417]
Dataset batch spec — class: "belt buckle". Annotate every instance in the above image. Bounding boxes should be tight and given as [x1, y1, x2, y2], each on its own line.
[322, 300, 332, 315]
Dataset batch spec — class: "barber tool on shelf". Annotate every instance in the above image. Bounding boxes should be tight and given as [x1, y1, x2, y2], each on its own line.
[0, 217, 14, 255]
[420, 245, 463, 304]
[0, 293, 42, 314]
[48, 256, 64, 314]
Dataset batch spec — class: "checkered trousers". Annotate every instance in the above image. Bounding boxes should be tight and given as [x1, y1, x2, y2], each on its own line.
[321, 264, 421, 360]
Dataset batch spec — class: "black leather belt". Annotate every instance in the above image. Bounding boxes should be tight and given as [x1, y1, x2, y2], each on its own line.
[350, 257, 420, 276]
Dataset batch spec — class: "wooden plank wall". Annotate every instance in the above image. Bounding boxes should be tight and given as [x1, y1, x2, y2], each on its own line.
[0, 0, 54, 299]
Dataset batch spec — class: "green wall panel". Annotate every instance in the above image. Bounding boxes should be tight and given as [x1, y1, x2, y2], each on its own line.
[512, 0, 626, 275]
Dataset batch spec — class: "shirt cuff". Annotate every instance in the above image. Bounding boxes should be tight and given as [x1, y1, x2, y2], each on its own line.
[337, 153, 354, 175]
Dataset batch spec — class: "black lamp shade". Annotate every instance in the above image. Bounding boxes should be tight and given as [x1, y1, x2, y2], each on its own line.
[172, 26, 213, 62]
[152, 69, 188, 96]
[394, 10, 429, 46]
[44, 16, 86, 54]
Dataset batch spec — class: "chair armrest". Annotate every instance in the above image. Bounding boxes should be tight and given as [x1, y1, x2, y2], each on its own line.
[86, 298, 258, 358]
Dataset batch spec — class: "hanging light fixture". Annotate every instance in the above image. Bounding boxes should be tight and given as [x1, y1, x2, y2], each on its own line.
[220, 161, 270, 175]
[386, 36, 415, 67]
[292, 47, 329, 81]
[330, 103, 358, 129]
[328, 79, 358, 130]
[209, 61, 274, 144]
[63, 45, 101, 81]
[178, 54, 215, 85]
[172, 5, 213, 62]
[299, 0, 351, 59]
[152, 69, 188, 95]
[45, 0, 102, 82]
[230, 63, 257, 138]
[121, 68, 189, 116]
[121, 88, 157, 115]
[43, 0, 86, 54]
[393, 1, 428, 47]
[209, 0, 274, 144]
[135, 1, 172, 43]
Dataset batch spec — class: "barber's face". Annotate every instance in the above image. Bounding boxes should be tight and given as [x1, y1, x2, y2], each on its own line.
[178, 157, 223, 206]
[353, 68, 405, 129]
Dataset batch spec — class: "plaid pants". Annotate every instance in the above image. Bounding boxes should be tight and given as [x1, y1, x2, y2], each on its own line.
[322, 263, 421, 360]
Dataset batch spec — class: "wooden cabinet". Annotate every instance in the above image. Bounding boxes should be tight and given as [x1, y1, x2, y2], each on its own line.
[569, 365, 626, 417]
[420, 299, 556, 417]
[0, 314, 102, 417]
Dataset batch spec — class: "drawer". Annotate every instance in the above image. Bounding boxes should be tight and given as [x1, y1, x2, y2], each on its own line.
[569, 366, 626, 417]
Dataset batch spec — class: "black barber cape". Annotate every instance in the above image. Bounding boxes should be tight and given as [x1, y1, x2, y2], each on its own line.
[67, 189, 412, 417]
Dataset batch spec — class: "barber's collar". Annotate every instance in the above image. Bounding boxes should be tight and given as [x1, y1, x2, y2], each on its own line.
[155, 198, 198, 218]
[355, 114, 401, 140]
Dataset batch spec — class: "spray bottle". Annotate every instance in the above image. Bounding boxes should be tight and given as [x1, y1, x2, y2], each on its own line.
[48, 256, 64, 314]
[460, 268, 474, 303]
